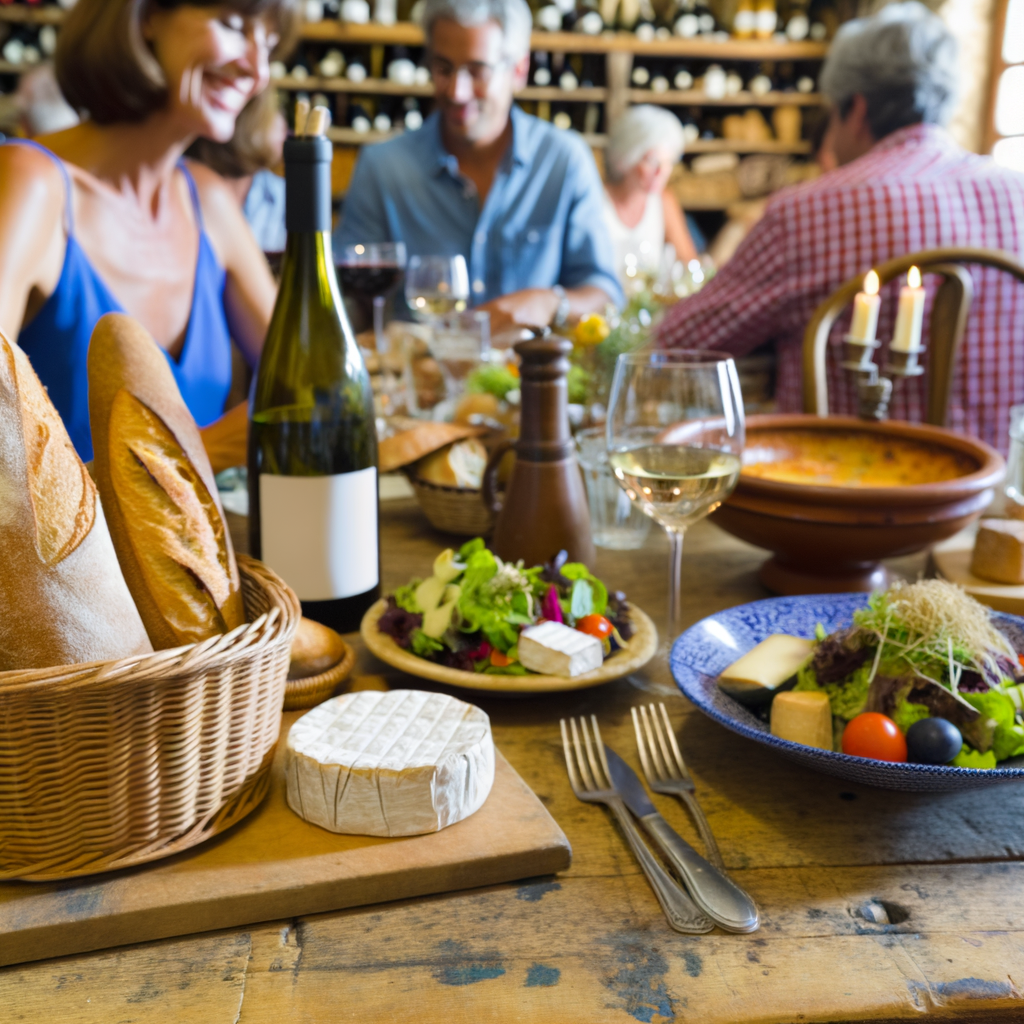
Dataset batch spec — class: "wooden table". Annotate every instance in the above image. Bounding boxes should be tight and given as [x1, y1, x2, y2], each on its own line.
[5, 500, 1024, 1023]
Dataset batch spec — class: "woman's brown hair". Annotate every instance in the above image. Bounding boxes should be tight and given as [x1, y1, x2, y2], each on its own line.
[55, 0, 299, 126]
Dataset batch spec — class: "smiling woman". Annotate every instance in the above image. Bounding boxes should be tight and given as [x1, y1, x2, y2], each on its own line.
[0, 0, 298, 462]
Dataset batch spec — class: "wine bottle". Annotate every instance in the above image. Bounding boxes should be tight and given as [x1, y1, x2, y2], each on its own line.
[249, 133, 381, 634]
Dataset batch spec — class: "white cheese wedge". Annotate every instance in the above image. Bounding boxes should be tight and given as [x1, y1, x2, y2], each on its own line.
[770, 691, 833, 750]
[518, 621, 603, 677]
[285, 690, 494, 837]
[718, 634, 813, 707]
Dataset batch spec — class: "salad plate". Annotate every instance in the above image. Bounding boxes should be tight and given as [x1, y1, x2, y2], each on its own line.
[671, 594, 1024, 791]
[362, 599, 658, 694]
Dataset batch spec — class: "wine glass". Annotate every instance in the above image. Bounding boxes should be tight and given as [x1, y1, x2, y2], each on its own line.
[337, 242, 407, 413]
[607, 350, 745, 646]
[404, 255, 470, 321]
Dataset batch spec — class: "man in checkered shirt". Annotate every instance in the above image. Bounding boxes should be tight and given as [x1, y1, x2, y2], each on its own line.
[657, 1, 1024, 453]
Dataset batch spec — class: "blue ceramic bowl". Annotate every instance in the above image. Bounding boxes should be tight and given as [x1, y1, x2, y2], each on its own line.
[670, 594, 1024, 791]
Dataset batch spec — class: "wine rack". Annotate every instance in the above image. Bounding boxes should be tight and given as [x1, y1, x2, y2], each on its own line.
[0, 3, 833, 207]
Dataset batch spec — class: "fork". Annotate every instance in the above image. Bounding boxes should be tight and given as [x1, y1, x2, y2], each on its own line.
[560, 715, 713, 934]
[632, 703, 725, 871]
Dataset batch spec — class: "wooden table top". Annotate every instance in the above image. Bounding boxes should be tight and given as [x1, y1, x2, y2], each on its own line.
[5, 499, 1024, 1023]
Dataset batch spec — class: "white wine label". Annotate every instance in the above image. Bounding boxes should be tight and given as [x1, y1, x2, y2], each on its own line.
[260, 468, 379, 601]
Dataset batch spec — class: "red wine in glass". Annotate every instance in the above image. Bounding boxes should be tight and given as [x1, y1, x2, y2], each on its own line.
[335, 242, 407, 334]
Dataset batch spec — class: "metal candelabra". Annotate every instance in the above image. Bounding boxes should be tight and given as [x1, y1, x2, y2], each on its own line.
[841, 334, 925, 421]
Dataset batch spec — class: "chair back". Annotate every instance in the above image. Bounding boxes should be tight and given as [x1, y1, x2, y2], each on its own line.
[802, 247, 1024, 426]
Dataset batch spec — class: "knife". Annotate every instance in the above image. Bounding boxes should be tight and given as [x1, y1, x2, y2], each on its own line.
[604, 745, 760, 934]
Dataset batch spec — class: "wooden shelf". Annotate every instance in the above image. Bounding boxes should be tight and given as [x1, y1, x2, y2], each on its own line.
[301, 22, 829, 59]
[685, 138, 811, 152]
[277, 75, 608, 102]
[0, 60, 28, 74]
[328, 125, 807, 153]
[0, 5, 64, 25]
[632, 89, 824, 106]
[277, 75, 434, 96]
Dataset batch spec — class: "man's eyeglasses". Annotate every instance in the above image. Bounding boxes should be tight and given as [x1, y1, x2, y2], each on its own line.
[426, 55, 511, 89]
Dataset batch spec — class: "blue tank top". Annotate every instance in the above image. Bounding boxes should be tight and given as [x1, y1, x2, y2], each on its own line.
[13, 140, 233, 462]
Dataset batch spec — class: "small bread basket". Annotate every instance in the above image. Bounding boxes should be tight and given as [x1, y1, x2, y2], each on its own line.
[0, 555, 299, 881]
[407, 475, 496, 536]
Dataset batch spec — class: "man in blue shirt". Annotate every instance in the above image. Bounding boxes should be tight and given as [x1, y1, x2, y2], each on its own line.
[335, 0, 623, 331]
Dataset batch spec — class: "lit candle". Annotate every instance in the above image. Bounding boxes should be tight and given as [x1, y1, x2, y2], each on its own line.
[891, 266, 925, 353]
[849, 269, 880, 343]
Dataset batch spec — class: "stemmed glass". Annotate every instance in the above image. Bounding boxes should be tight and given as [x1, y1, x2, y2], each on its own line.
[404, 255, 470, 321]
[337, 242, 407, 413]
[607, 350, 745, 646]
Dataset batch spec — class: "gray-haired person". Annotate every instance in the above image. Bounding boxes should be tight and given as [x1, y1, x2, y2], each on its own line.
[657, 0, 1024, 452]
[335, 0, 622, 332]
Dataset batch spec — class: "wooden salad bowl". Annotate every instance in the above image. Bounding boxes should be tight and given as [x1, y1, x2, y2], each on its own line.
[713, 414, 1005, 595]
[360, 599, 658, 695]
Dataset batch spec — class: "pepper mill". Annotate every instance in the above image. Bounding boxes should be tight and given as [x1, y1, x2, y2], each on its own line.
[481, 332, 596, 568]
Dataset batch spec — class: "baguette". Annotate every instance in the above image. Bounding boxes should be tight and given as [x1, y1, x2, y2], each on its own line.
[88, 314, 245, 649]
[0, 333, 152, 670]
[415, 438, 489, 489]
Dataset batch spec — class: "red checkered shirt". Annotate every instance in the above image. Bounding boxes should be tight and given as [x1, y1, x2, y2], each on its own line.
[656, 124, 1024, 453]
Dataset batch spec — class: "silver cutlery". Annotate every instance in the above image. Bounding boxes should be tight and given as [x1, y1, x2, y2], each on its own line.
[560, 715, 713, 934]
[604, 745, 760, 933]
[632, 702, 725, 870]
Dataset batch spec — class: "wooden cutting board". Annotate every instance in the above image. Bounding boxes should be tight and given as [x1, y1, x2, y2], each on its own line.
[930, 527, 1024, 615]
[0, 712, 571, 968]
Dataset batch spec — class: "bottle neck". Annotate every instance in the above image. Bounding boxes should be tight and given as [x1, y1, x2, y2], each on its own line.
[284, 135, 333, 234]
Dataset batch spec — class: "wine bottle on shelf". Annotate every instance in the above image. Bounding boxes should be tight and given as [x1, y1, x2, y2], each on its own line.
[532, 51, 552, 86]
[732, 0, 755, 37]
[632, 0, 657, 39]
[672, 65, 694, 91]
[349, 104, 372, 132]
[403, 98, 424, 130]
[673, 0, 699, 38]
[754, 0, 777, 39]
[573, 0, 604, 35]
[617, 0, 640, 30]
[694, 0, 717, 35]
[249, 130, 380, 634]
[631, 63, 651, 88]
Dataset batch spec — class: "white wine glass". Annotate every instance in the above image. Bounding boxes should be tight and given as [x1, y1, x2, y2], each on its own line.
[607, 350, 745, 646]
[405, 254, 470, 321]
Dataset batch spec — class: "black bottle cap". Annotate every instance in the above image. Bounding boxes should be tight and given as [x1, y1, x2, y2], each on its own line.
[284, 135, 333, 234]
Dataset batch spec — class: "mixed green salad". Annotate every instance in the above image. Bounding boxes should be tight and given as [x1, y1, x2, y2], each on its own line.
[377, 538, 632, 675]
[797, 580, 1024, 768]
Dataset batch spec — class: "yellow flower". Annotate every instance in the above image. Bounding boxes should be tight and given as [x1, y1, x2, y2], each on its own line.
[574, 314, 610, 348]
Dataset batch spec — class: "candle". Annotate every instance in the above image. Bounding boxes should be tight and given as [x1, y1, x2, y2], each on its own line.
[891, 266, 925, 353]
[849, 269, 880, 343]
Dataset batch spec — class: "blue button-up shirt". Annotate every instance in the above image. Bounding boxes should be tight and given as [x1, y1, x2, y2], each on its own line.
[335, 106, 623, 307]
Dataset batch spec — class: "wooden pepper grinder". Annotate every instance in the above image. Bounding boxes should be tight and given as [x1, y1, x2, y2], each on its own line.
[482, 333, 596, 568]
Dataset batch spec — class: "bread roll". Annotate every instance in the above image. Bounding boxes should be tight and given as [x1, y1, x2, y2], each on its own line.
[415, 438, 489, 489]
[378, 419, 484, 473]
[0, 334, 152, 670]
[88, 314, 245, 649]
[289, 617, 347, 679]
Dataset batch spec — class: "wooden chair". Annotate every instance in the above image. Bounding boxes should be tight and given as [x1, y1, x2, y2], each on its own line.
[802, 247, 1024, 426]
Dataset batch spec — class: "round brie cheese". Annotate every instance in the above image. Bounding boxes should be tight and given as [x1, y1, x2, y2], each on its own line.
[285, 690, 495, 837]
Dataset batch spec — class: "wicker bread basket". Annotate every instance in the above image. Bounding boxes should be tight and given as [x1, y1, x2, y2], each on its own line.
[0, 555, 299, 881]
[407, 475, 496, 536]
[283, 638, 356, 711]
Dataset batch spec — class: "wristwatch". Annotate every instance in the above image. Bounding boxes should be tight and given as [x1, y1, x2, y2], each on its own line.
[551, 285, 571, 330]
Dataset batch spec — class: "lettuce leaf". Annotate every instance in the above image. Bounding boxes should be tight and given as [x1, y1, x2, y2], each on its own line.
[394, 582, 422, 613]
[796, 660, 872, 721]
[562, 563, 608, 616]
[890, 700, 931, 734]
[411, 630, 444, 657]
[952, 746, 997, 769]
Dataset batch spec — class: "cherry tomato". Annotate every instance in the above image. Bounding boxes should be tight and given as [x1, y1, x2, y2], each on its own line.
[841, 713, 907, 762]
[490, 649, 512, 668]
[577, 614, 613, 640]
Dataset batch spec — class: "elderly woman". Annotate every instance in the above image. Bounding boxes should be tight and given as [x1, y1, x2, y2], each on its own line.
[602, 105, 698, 282]
[0, 0, 295, 461]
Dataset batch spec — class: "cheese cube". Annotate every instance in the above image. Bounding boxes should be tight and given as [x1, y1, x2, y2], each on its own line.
[518, 621, 603, 677]
[770, 691, 833, 750]
[971, 518, 1024, 584]
[718, 634, 813, 708]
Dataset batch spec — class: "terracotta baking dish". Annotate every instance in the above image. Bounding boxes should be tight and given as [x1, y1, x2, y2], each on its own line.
[713, 414, 1005, 594]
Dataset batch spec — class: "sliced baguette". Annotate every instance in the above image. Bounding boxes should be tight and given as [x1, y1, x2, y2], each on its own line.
[0, 333, 152, 670]
[88, 313, 245, 649]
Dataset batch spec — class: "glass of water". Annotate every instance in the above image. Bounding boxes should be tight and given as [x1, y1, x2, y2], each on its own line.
[575, 427, 651, 550]
[427, 310, 490, 415]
